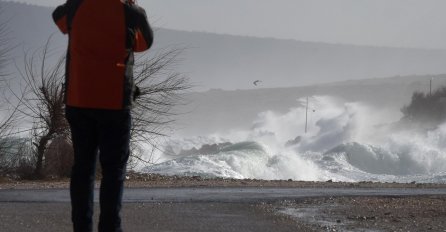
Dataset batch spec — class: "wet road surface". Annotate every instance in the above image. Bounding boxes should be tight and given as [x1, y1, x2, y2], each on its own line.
[1, 187, 446, 203]
[1, 187, 446, 232]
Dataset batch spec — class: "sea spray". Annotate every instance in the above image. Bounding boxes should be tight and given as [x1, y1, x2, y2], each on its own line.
[144, 141, 321, 180]
[140, 96, 446, 183]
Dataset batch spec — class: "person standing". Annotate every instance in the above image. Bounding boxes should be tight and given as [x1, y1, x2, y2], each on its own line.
[52, 0, 153, 231]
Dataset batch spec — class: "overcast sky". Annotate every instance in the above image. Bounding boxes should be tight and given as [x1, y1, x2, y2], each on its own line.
[9, 0, 446, 49]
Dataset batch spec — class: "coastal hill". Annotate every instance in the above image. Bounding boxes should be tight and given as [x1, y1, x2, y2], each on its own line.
[2, 1, 446, 90]
[2, 1, 446, 136]
[177, 74, 446, 136]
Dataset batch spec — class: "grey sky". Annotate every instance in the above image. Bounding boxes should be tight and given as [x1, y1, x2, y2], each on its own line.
[9, 0, 446, 49]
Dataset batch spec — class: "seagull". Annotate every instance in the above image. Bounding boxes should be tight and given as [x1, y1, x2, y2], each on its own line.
[253, 80, 262, 86]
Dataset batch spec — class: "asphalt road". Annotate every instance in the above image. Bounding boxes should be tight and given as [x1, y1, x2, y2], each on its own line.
[1, 187, 446, 232]
[2, 187, 446, 203]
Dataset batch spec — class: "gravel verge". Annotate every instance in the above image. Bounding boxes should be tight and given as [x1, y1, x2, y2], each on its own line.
[260, 195, 446, 231]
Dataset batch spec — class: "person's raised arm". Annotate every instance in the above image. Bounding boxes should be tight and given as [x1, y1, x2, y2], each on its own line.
[52, 1, 71, 34]
[133, 7, 154, 52]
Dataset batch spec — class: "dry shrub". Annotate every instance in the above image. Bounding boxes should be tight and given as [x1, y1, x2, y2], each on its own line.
[15, 158, 36, 179]
[43, 136, 73, 177]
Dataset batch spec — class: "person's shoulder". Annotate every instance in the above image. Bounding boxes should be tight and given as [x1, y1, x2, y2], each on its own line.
[124, 2, 147, 16]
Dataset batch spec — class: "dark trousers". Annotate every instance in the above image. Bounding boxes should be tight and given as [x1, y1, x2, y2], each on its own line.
[65, 106, 131, 232]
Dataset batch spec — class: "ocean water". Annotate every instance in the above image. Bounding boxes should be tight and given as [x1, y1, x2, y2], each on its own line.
[140, 96, 446, 183]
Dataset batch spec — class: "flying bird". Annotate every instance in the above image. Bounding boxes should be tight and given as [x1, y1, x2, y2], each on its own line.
[253, 80, 262, 86]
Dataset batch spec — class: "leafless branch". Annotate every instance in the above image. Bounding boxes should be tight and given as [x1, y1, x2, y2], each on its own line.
[11, 37, 70, 178]
[130, 47, 191, 165]
[0, 4, 22, 175]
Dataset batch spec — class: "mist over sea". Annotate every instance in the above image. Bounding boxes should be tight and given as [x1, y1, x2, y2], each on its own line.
[139, 95, 446, 183]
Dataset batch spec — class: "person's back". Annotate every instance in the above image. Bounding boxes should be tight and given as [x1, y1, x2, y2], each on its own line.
[54, 0, 153, 109]
[53, 0, 153, 231]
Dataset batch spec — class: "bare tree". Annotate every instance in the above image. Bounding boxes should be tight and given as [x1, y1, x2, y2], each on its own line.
[0, 5, 10, 79]
[0, 4, 22, 176]
[130, 47, 191, 166]
[13, 38, 70, 178]
[12, 37, 190, 177]
[0, 105, 22, 176]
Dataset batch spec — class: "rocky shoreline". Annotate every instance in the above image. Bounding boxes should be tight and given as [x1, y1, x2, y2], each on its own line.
[1, 172, 445, 189]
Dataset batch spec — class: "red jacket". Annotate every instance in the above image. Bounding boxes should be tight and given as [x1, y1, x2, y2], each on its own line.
[53, 0, 153, 110]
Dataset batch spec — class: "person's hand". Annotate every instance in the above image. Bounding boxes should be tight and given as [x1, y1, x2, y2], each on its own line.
[133, 85, 141, 101]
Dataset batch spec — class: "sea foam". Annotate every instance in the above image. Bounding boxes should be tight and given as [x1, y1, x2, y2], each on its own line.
[141, 96, 446, 183]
